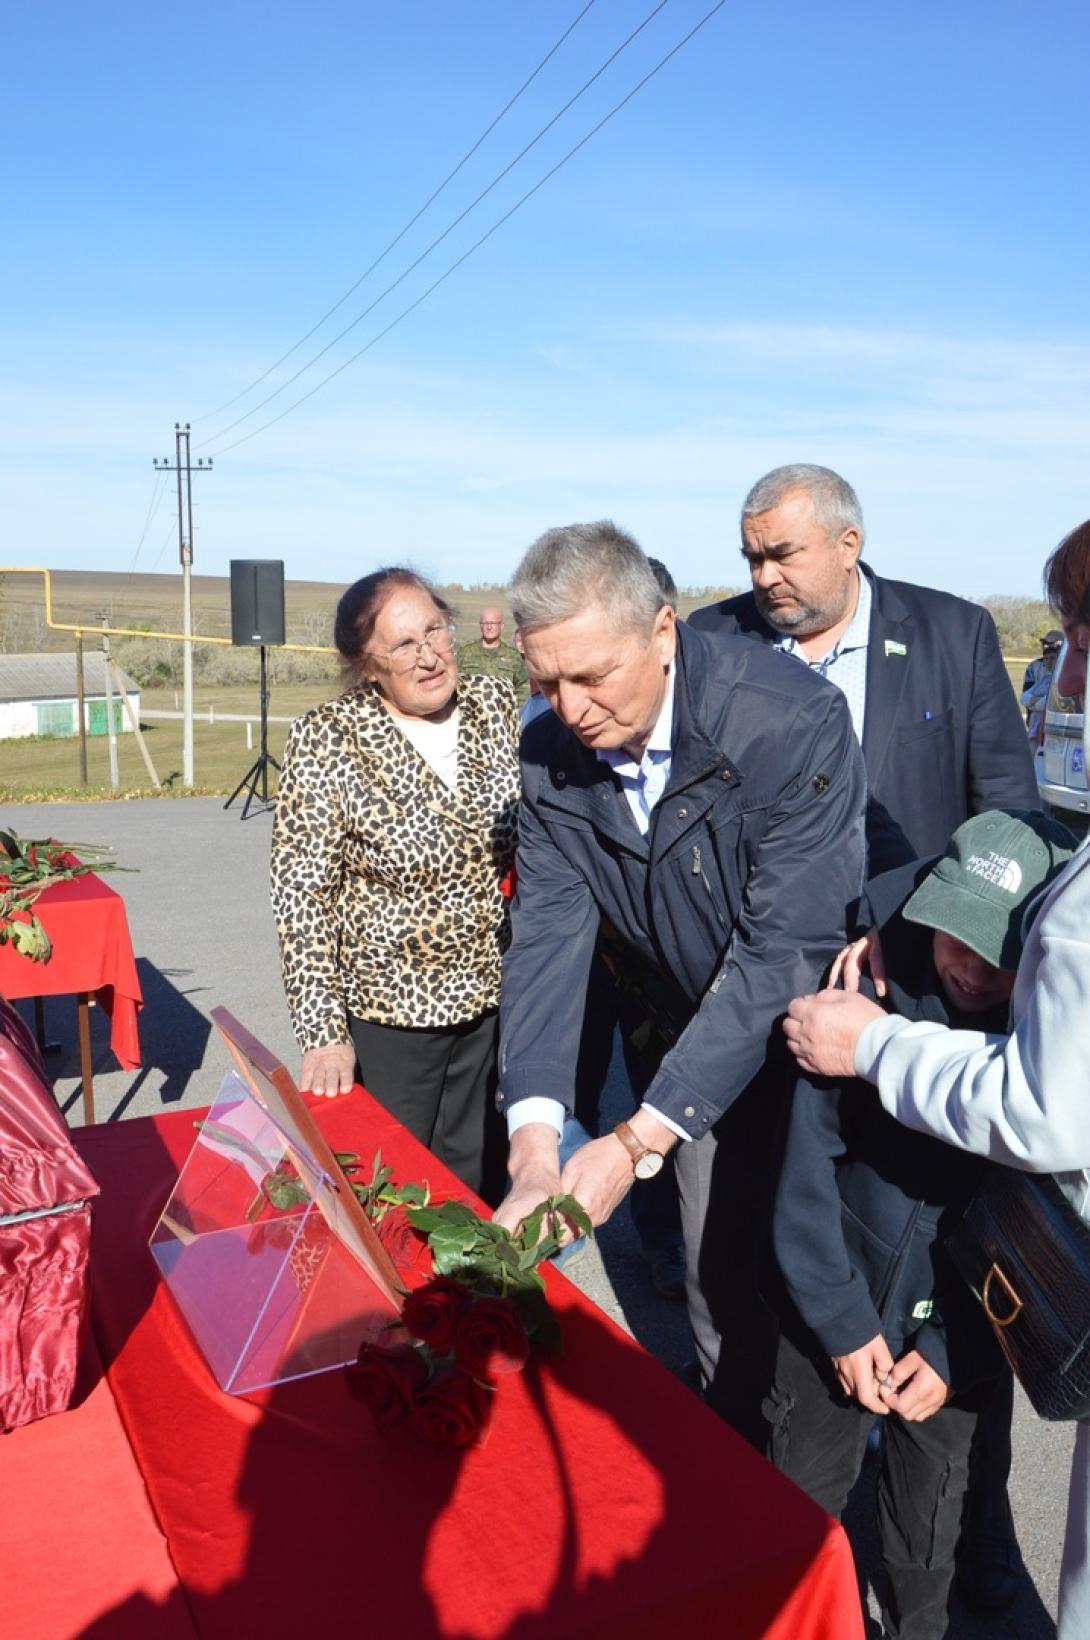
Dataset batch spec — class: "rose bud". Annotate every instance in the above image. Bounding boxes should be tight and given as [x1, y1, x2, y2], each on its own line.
[410, 1368, 494, 1449]
[401, 1276, 471, 1356]
[345, 1341, 428, 1428]
[453, 1297, 530, 1377]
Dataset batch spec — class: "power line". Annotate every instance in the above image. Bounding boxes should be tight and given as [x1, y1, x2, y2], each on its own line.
[205, 0, 728, 460]
[197, 0, 598, 425]
[127, 469, 169, 576]
[148, 515, 179, 575]
[197, 0, 673, 448]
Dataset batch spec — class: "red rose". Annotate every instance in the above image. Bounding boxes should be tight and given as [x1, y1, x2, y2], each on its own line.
[402, 1276, 471, 1355]
[453, 1297, 530, 1377]
[410, 1367, 494, 1449]
[376, 1205, 424, 1267]
[345, 1341, 428, 1428]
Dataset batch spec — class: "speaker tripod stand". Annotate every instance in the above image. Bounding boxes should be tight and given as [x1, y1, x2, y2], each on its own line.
[224, 645, 281, 820]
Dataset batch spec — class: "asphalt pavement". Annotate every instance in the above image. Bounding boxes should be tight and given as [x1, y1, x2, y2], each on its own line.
[3, 795, 1070, 1634]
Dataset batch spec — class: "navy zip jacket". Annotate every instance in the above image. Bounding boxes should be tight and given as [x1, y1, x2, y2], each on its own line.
[772, 858, 1004, 1390]
[497, 622, 866, 1140]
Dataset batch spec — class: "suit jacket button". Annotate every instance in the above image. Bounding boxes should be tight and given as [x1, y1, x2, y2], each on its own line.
[812, 773, 830, 793]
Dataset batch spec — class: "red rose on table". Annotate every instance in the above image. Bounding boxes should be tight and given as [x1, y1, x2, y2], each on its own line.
[454, 1297, 530, 1377]
[410, 1367, 494, 1448]
[376, 1205, 423, 1266]
[345, 1341, 428, 1428]
[402, 1276, 471, 1355]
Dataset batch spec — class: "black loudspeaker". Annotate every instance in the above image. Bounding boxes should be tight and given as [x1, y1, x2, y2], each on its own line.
[230, 560, 285, 647]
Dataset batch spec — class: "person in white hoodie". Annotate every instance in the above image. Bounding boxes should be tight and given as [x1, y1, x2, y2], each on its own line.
[782, 516, 1090, 1640]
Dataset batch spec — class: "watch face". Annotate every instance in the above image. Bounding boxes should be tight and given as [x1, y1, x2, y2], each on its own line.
[634, 1150, 664, 1181]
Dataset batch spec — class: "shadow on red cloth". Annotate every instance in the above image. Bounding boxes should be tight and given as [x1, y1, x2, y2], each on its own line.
[71, 1092, 861, 1640]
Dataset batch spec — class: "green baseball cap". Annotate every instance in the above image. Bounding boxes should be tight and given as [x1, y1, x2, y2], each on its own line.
[903, 809, 1078, 972]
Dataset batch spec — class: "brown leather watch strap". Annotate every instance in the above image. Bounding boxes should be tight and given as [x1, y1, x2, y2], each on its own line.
[613, 1119, 650, 1165]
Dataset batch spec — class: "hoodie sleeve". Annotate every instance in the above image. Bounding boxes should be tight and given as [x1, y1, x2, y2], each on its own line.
[773, 1076, 884, 1358]
[854, 856, 1090, 1175]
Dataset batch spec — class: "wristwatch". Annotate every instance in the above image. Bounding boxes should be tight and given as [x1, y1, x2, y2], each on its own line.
[613, 1119, 665, 1181]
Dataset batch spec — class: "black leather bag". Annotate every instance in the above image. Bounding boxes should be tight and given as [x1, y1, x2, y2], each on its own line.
[946, 1165, 1090, 1421]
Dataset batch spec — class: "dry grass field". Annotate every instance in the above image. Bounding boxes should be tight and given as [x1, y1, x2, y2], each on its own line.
[0, 566, 729, 648]
[0, 568, 1033, 799]
[0, 683, 334, 800]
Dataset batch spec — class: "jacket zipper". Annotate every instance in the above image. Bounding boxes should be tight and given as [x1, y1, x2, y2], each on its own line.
[691, 844, 728, 931]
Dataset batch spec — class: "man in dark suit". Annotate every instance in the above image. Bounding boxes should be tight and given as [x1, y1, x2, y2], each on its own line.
[688, 464, 1039, 877]
[689, 463, 1040, 1613]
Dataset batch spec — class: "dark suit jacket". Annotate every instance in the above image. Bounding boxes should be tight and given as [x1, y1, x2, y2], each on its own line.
[687, 564, 1039, 875]
[498, 623, 866, 1137]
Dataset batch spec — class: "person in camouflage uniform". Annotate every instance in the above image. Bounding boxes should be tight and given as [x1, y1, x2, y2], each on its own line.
[457, 607, 529, 702]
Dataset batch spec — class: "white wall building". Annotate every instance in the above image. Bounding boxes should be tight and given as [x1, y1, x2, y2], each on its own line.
[0, 653, 141, 741]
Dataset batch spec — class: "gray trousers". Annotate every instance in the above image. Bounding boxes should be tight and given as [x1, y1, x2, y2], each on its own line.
[675, 1081, 783, 1448]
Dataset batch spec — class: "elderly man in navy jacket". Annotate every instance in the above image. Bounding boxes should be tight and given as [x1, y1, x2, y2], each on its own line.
[494, 520, 866, 1441]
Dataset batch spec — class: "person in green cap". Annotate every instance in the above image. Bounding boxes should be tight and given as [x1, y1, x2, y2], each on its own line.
[457, 606, 529, 703]
[767, 807, 1077, 1640]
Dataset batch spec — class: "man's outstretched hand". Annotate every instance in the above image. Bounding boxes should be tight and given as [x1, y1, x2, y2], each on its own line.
[493, 1123, 563, 1236]
[560, 1108, 679, 1227]
[495, 1110, 679, 1239]
[783, 989, 885, 1079]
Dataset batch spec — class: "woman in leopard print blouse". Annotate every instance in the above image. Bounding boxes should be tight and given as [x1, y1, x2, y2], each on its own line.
[270, 568, 519, 1195]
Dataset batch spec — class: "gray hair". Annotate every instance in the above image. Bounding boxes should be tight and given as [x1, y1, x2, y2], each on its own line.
[509, 520, 665, 633]
[741, 464, 866, 549]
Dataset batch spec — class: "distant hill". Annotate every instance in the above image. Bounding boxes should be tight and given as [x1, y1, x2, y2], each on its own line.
[0, 567, 353, 652]
[0, 567, 740, 655]
[1, 565, 1049, 660]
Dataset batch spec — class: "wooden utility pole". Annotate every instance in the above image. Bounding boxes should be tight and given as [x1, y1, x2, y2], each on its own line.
[107, 654, 161, 788]
[154, 424, 213, 788]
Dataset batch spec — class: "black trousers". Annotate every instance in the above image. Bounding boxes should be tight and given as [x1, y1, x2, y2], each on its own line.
[763, 1326, 994, 1640]
[348, 1010, 498, 1198]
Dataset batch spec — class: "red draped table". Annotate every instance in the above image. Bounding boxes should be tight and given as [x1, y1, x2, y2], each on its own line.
[0, 873, 142, 1122]
[0, 1088, 865, 1638]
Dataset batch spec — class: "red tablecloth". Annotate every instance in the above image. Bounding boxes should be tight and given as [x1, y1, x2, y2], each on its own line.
[72, 1090, 864, 1640]
[0, 1337, 195, 1639]
[0, 874, 142, 1070]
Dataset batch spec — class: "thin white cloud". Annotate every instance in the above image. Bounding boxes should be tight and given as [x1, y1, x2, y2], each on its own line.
[1, 316, 1087, 599]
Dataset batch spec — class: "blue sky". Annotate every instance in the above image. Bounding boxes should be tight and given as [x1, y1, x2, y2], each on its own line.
[3, 0, 1088, 599]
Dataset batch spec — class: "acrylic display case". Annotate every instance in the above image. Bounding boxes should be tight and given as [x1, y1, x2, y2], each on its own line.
[150, 1018, 407, 1395]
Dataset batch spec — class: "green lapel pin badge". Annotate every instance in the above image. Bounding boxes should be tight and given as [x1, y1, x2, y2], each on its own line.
[884, 639, 907, 657]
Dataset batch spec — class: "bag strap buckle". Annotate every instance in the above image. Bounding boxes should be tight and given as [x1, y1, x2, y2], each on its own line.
[983, 1262, 1023, 1328]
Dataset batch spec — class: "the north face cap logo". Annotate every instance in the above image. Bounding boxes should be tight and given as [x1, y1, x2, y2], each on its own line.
[965, 851, 1023, 893]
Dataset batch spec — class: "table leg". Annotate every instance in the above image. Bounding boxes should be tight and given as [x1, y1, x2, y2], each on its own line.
[77, 992, 95, 1125]
[28, 995, 62, 1054]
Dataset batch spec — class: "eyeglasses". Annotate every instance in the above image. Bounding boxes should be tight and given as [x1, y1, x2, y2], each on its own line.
[369, 621, 456, 674]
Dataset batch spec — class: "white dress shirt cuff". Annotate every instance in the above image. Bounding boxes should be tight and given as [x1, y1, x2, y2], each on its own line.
[639, 1100, 692, 1141]
[505, 1096, 566, 1138]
